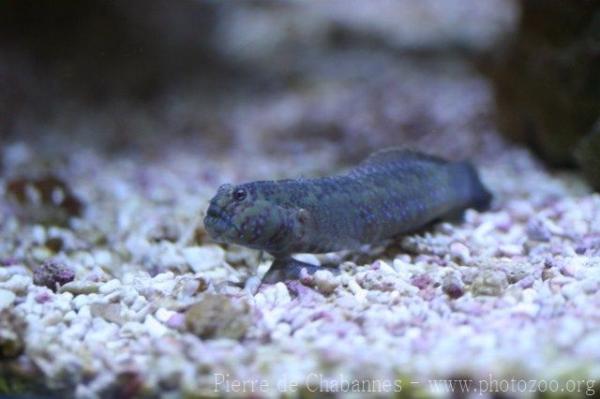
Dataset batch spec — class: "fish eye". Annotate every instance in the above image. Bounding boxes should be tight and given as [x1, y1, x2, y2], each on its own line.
[232, 188, 247, 202]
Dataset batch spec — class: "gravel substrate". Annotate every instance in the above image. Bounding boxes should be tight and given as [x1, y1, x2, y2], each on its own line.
[0, 137, 598, 398]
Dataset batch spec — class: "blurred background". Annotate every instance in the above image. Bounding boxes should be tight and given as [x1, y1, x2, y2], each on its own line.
[0, 0, 598, 187]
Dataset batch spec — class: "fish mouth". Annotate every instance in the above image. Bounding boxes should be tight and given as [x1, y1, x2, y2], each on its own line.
[203, 209, 241, 241]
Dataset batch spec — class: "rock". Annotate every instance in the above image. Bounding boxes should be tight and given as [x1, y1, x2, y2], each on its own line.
[6, 174, 84, 226]
[0, 289, 16, 311]
[59, 280, 101, 295]
[472, 270, 508, 296]
[575, 122, 600, 191]
[33, 260, 75, 291]
[185, 294, 250, 340]
[485, 1, 600, 167]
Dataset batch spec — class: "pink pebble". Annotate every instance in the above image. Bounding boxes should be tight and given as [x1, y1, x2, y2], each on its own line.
[34, 291, 52, 304]
[166, 313, 185, 329]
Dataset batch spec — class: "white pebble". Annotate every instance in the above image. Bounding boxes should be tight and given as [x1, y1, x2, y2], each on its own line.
[0, 274, 32, 293]
[244, 276, 261, 296]
[144, 315, 168, 338]
[99, 279, 121, 294]
[378, 261, 396, 274]
[272, 283, 292, 306]
[93, 250, 112, 265]
[561, 282, 582, 300]
[314, 269, 338, 294]
[0, 266, 29, 282]
[259, 283, 291, 307]
[63, 310, 77, 322]
[512, 302, 539, 317]
[0, 289, 16, 311]
[43, 310, 65, 326]
[121, 289, 139, 306]
[78, 305, 92, 319]
[508, 199, 534, 219]
[0, 269, 12, 282]
[120, 321, 145, 338]
[73, 295, 90, 310]
[581, 279, 598, 294]
[182, 245, 225, 273]
[32, 225, 46, 244]
[498, 244, 523, 257]
[152, 271, 175, 283]
[392, 258, 411, 273]
[155, 308, 175, 323]
[294, 253, 321, 266]
[152, 279, 177, 295]
[450, 242, 471, 263]
[348, 279, 367, 303]
[130, 296, 149, 312]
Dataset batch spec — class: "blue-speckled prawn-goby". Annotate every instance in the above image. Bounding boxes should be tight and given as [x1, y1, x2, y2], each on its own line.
[204, 148, 492, 282]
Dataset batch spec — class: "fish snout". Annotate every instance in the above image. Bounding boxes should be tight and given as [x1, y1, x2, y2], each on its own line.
[204, 204, 239, 242]
[204, 205, 224, 236]
[206, 206, 220, 219]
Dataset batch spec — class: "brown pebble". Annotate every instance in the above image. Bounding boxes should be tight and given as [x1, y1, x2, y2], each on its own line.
[185, 294, 251, 340]
[45, 237, 64, 252]
[6, 175, 83, 226]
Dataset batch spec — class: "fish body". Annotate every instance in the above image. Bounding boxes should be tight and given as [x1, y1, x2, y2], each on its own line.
[204, 149, 492, 258]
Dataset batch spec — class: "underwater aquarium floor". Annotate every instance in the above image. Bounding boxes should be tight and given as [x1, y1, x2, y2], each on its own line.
[1, 139, 599, 398]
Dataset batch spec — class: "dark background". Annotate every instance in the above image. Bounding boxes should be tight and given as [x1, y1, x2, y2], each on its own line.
[0, 0, 598, 184]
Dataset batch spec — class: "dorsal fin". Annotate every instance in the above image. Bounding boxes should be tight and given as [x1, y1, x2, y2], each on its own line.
[359, 148, 448, 168]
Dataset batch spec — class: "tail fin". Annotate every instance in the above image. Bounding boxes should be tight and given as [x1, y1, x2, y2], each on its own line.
[451, 161, 492, 212]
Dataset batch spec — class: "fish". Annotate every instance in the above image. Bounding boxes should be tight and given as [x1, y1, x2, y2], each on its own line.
[204, 148, 492, 282]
